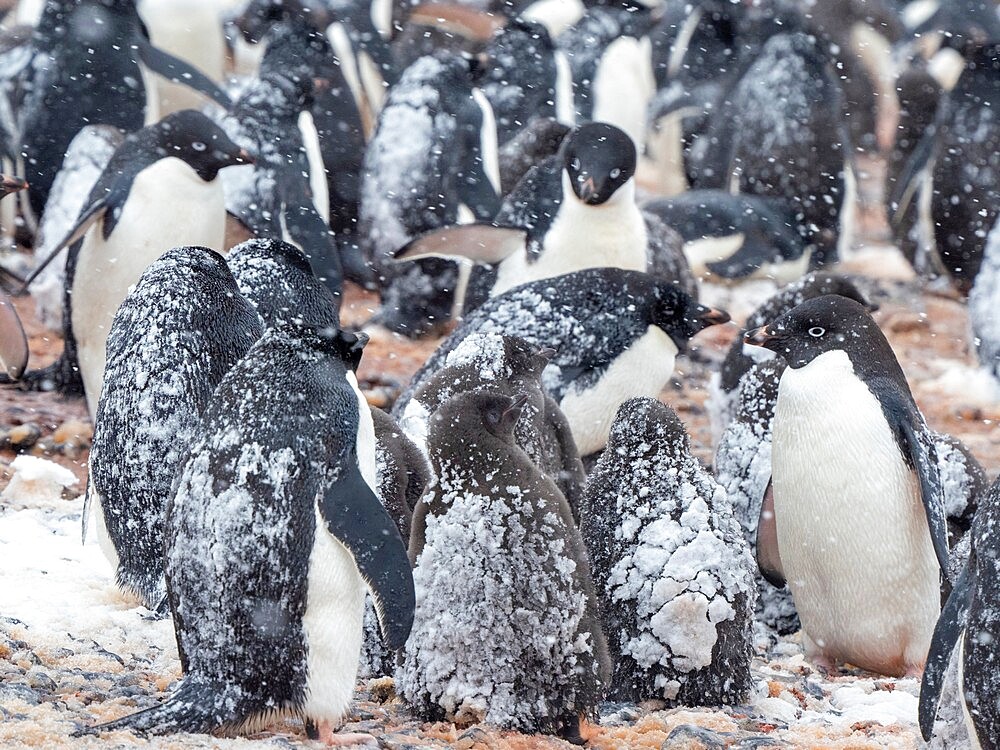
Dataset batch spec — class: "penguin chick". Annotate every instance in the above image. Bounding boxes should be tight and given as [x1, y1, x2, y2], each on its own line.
[920, 474, 1000, 749]
[399, 332, 587, 519]
[87, 246, 262, 610]
[393, 268, 729, 457]
[400, 391, 611, 744]
[15, 110, 251, 414]
[969, 217, 1000, 380]
[226, 238, 340, 329]
[745, 295, 948, 677]
[80, 323, 414, 739]
[581, 397, 756, 706]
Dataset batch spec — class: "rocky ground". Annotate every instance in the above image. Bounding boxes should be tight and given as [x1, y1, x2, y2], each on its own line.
[1, 163, 998, 749]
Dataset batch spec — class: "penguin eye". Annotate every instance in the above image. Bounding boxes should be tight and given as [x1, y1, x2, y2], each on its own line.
[192, 141, 207, 152]
[808, 326, 825, 338]
[610, 167, 621, 179]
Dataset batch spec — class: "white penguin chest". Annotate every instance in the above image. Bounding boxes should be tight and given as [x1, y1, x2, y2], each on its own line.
[770, 350, 939, 672]
[491, 176, 648, 297]
[559, 326, 678, 456]
[72, 158, 226, 415]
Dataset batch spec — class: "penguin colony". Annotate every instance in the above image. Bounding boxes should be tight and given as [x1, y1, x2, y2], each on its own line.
[0, 0, 997, 747]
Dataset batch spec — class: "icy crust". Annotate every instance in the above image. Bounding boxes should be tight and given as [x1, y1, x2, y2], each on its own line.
[582, 398, 756, 705]
[444, 331, 512, 380]
[2, 455, 78, 506]
[970, 218, 1000, 380]
[400, 462, 601, 733]
[89, 247, 262, 608]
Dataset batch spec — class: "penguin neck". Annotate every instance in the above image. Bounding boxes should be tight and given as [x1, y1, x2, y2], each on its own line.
[547, 172, 646, 263]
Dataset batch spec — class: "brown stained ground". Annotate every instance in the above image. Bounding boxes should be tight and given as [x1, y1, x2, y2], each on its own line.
[1, 157, 997, 750]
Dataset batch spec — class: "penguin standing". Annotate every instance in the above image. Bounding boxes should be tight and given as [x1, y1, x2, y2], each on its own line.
[360, 51, 500, 337]
[81, 323, 414, 741]
[393, 268, 729, 457]
[745, 295, 948, 676]
[399, 332, 587, 517]
[969, 217, 1000, 381]
[920, 475, 1000, 750]
[86, 247, 262, 610]
[16, 110, 250, 413]
[0, 174, 30, 380]
[400, 390, 610, 744]
[220, 21, 345, 291]
[394, 122, 697, 311]
[15, 0, 232, 217]
[581, 397, 756, 706]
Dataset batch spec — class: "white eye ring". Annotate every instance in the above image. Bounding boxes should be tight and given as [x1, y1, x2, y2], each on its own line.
[808, 326, 825, 338]
[610, 167, 621, 179]
[192, 141, 207, 152]
[571, 158, 580, 171]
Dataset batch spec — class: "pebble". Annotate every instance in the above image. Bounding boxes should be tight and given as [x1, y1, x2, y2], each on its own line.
[7, 423, 42, 449]
[664, 724, 729, 749]
[26, 669, 57, 693]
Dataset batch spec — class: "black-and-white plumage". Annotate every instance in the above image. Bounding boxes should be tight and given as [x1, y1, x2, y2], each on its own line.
[221, 21, 344, 293]
[82, 323, 414, 738]
[399, 390, 610, 744]
[360, 51, 500, 337]
[581, 397, 756, 706]
[15, 110, 249, 412]
[86, 247, 262, 610]
[745, 295, 948, 676]
[393, 268, 729, 456]
[398, 332, 587, 517]
[969, 217, 1000, 381]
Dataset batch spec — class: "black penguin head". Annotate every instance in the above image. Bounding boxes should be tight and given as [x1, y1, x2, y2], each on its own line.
[0, 175, 27, 200]
[443, 391, 528, 443]
[745, 294, 881, 369]
[231, 238, 316, 276]
[794, 273, 878, 313]
[651, 283, 731, 349]
[503, 336, 553, 381]
[235, 0, 332, 43]
[298, 324, 368, 371]
[257, 19, 332, 109]
[562, 123, 637, 205]
[152, 110, 253, 181]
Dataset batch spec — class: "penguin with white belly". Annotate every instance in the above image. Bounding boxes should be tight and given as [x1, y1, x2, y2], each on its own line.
[744, 295, 948, 677]
[394, 268, 729, 457]
[79, 323, 414, 741]
[920, 475, 1000, 750]
[87, 247, 262, 611]
[394, 122, 697, 311]
[13, 110, 251, 413]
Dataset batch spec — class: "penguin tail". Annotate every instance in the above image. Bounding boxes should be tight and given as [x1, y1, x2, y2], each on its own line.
[0, 354, 84, 397]
[74, 682, 229, 738]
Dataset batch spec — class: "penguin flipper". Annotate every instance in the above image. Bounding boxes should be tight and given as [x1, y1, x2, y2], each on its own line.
[919, 561, 975, 741]
[888, 125, 938, 226]
[0, 290, 27, 380]
[318, 459, 415, 650]
[17, 201, 108, 293]
[704, 237, 775, 279]
[135, 37, 232, 110]
[392, 224, 526, 265]
[756, 479, 786, 588]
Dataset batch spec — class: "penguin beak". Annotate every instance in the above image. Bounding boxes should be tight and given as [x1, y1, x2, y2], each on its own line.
[235, 148, 255, 166]
[0, 175, 27, 198]
[698, 306, 731, 327]
[577, 176, 597, 203]
[745, 325, 776, 348]
[503, 393, 529, 425]
[537, 347, 557, 361]
[313, 77, 332, 94]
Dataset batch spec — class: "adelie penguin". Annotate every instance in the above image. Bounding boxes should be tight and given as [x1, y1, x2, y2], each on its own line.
[14, 0, 232, 218]
[745, 295, 948, 677]
[80, 322, 414, 741]
[920, 475, 1000, 750]
[360, 51, 501, 337]
[393, 268, 729, 457]
[581, 397, 756, 707]
[86, 247, 262, 611]
[399, 390, 610, 744]
[14, 110, 251, 415]
[394, 122, 696, 312]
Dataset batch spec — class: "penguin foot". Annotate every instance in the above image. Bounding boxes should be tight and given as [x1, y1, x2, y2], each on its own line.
[316, 722, 377, 747]
[556, 714, 586, 746]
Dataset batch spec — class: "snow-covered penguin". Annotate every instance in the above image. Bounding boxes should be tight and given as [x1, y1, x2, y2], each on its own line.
[581, 397, 756, 706]
[400, 390, 610, 744]
[920, 473, 1000, 750]
[86, 247, 262, 610]
[395, 122, 696, 310]
[81, 323, 414, 741]
[227, 239, 341, 330]
[17, 110, 251, 411]
[0, 174, 29, 381]
[969, 217, 1000, 381]
[394, 268, 729, 456]
[220, 21, 346, 291]
[360, 52, 500, 337]
[15, 0, 231, 217]
[745, 295, 948, 676]
[399, 332, 587, 517]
